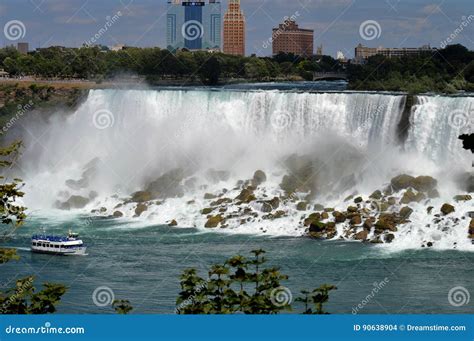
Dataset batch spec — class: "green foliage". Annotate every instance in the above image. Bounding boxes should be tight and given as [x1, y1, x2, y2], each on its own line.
[296, 285, 337, 314]
[347, 44, 474, 93]
[0, 276, 67, 314]
[0, 46, 343, 84]
[176, 250, 335, 314]
[113, 300, 133, 314]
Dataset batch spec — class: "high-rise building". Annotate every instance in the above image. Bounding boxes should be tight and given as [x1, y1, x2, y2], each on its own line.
[272, 20, 313, 57]
[223, 0, 245, 56]
[17, 42, 29, 54]
[167, 0, 221, 51]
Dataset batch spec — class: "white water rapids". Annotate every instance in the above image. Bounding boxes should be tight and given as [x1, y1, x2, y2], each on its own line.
[16, 89, 474, 251]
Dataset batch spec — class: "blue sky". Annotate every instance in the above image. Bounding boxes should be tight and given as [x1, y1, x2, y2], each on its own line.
[1, 0, 473, 57]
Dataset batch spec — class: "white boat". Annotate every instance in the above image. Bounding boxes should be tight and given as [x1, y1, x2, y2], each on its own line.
[31, 231, 87, 256]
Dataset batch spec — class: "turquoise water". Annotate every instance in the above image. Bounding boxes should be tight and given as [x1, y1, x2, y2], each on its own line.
[2, 216, 473, 314]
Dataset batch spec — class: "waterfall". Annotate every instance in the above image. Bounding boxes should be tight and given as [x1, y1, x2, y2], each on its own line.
[16, 89, 474, 250]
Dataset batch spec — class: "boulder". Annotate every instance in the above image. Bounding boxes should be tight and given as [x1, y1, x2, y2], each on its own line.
[252, 170, 267, 186]
[135, 203, 147, 217]
[400, 189, 425, 204]
[146, 168, 185, 199]
[469, 218, 474, 238]
[427, 189, 440, 198]
[350, 214, 362, 225]
[354, 230, 368, 241]
[333, 211, 346, 223]
[385, 234, 395, 243]
[204, 193, 218, 200]
[453, 194, 472, 202]
[375, 213, 398, 232]
[354, 196, 363, 203]
[296, 201, 308, 211]
[399, 206, 414, 220]
[321, 212, 329, 220]
[113, 211, 124, 218]
[63, 195, 90, 209]
[440, 203, 455, 215]
[412, 176, 437, 192]
[347, 206, 358, 213]
[210, 198, 233, 206]
[235, 188, 256, 203]
[201, 207, 214, 215]
[205, 215, 224, 228]
[391, 174, 416, 191]
[304, 213, 321, 226]
[131, 191, 153, 203]
[313, 204, 325, 211]
[259, 202, 273, 213]
[168, 220, 178, 227]
[279, 154, 315, 195]
[369, 190, 383, 200]
[268, 197, 280, 210]
[363, 219, 373, 230]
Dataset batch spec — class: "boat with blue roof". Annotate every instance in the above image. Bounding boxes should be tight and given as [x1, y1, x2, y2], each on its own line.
[31, 231, 87, 256]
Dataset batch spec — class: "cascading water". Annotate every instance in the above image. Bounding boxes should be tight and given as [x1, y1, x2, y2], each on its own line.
[16, 89, 474, 251]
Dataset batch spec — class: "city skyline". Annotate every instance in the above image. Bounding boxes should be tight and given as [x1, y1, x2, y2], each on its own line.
[0, 0, 473, 58]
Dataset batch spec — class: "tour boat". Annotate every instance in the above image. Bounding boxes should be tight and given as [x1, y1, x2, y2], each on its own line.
[31, 231, 87, 256]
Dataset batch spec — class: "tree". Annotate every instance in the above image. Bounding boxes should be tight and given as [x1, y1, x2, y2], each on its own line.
[198, 56, 221, 85]
[113, 300, 133, 314]
[176, 250, 336, 314]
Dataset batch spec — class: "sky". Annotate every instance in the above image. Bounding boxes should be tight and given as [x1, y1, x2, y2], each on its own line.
[0, 0, 473, 58]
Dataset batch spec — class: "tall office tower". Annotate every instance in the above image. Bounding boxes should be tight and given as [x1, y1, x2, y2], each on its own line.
[167, 1, 221, 51]
[223, 0, 245, 56]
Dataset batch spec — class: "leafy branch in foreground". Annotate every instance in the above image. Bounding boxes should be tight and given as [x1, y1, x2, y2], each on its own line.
[113, 299, 134, 315]
[176, 249, 336, 314]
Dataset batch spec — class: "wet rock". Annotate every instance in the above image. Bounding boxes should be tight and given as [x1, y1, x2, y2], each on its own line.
[350, 214, 362, 225]
[201, 207, 214, 215]
[304, 213, 321, 226]
[131, 191, 153, 203]
[252, 170, 267, 187]
[168, 220, 178, 227]
[204, 193, 217, 200]
[324, 207, 334, 212]
[135, 203, 147, 216]
[259, 202, 273, 213]
[313, 204, 325, 211]
[235, 188, 256, 203]
[333, 211, 346, 223]
[210, 198, 233, 206]
[400, 189, 425, 204]
[321, 212, 329, 220]
[412, 176, 437, 192]
[399, 206, 414, 220]
[440, 203, 455, 215]
[469, 219, 474, 238]
[280, 154, 315, 195]
[113, 211, 123, 218]
[427, 206, 434, 214]
[453, 194, 472, 202]
[363, 219, 373, 230]
[347, 206, 358, 213]
[375, 213, 398, 232]
[205, 215, 224, 228]
[369, 190, 383, 200]
[391, 174, 416, 191]
[59, 195, 90, 210]
[296, 201, 308, 211]
[146, 168, 185, 199]
[354, 196, 363, 203]
[354, 230, 368, 241]
[99, 207, 107, 213]
[385, 234, 395, 243]
[268, 197, 280, 210]
[427, 189, 440, 199]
